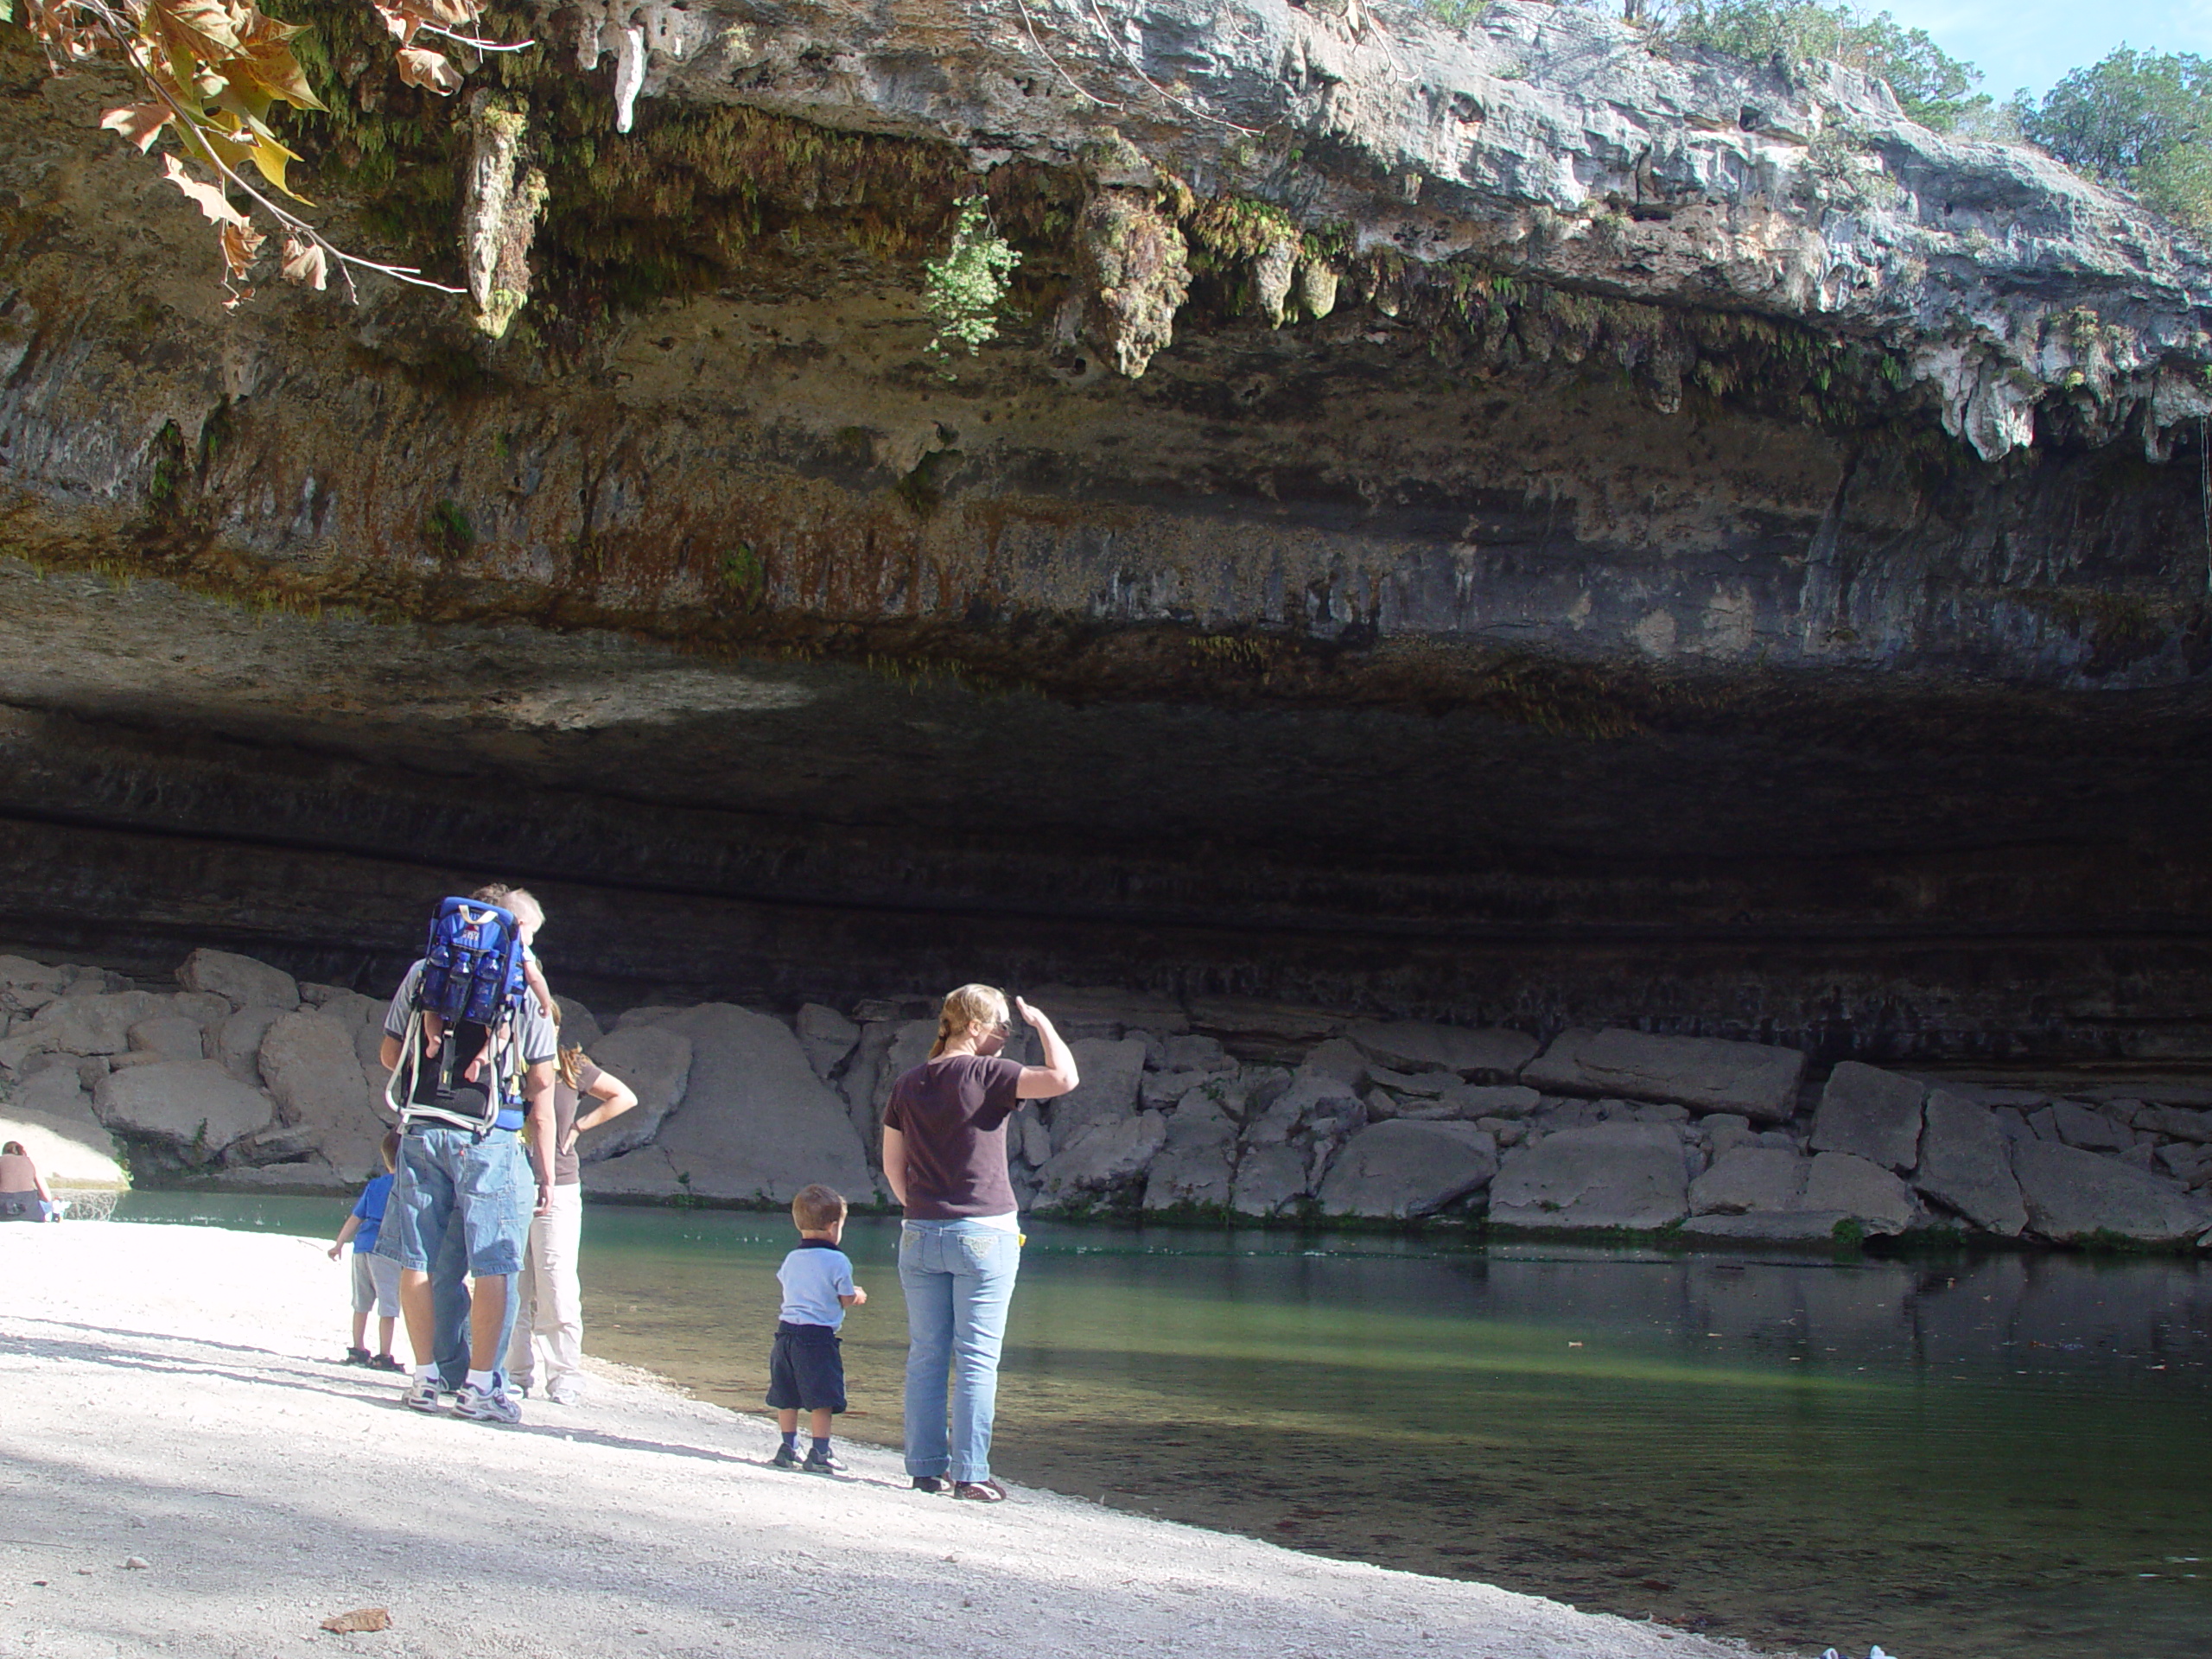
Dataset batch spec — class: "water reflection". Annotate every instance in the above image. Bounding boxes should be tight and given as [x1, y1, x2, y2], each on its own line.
[121, 1195, 2211, 1659]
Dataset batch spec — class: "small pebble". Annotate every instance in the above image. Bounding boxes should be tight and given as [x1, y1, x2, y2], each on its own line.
[124, 1556, 149, 1570]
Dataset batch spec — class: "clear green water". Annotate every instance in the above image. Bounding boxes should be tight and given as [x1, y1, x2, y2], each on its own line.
[120, 1192, 2212, 1659]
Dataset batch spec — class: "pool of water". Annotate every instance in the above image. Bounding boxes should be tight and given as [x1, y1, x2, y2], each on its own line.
[119, 1192, 2212, 1659]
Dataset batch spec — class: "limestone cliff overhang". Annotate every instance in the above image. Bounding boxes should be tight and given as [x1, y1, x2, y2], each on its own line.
[584, 0, 2212, 462]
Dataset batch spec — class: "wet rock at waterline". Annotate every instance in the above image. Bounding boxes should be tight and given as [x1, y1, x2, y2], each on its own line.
[92, 1060, 274, 1158]
[1316, 1121, 1500, 1219]
[1913, 1092, 2030, 1236]
[2011, 1141, 2212, 1245]
[1488, 1123, 1691, 1232]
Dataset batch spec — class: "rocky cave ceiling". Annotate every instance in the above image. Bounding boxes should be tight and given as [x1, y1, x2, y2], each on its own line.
[1, 0, 2210, 1058]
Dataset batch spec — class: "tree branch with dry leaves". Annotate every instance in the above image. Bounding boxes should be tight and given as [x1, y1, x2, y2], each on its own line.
[8, 0, 531, 305]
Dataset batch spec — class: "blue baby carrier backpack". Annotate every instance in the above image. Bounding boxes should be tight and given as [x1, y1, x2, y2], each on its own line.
[385, 897, 531, 1131]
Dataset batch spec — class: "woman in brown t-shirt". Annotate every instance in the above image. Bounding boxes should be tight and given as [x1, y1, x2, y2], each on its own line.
[505, 1039, 638, 1405]
[881, 984, 1077, 1500]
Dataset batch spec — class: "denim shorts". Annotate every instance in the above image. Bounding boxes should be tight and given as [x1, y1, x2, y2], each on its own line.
[376, 1126, 530, 1278]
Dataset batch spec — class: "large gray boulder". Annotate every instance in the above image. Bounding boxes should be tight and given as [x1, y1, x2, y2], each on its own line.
[1034, 1111, 1167, 1208]
[1228, 1141, 1311, 1217]
[1341, 1021, 1536, 1082]
[1913, 1090, 2029, 1235]
[795, 1004, 860, 1081]
[554, 995, 604, 1049]
[1810, 1063, 1925, 1173]
[1488, 1122, 1689, 1231]
[1802, 1152, 1918, 1236]
[2012, 1141, 2212, 1244]
[257, 1010, 385, 1173]
[170, 991, 232, 1031]
[1522, 1028, 1805, 1122]
[1046, 1036, 1147, 1148]
[176, 949, 297, 1012]
[0, 955, 67, 990]
[92, 1059, 274, 1156]
[575, 1023, 694, 1162]
[7, 991, 177, 1060]
[2047, 1101, 2133, 1153]
[218, 1005, 291, 1083]
[127, 1016, 207, 1064]
[1688, 1147, 1808, 1215]
[1161, 1033, 1235, 1075]
[851, 1018, 938, 1153]
[1141, 1099, 1236, 1211]
[637, 1004, 875, 1205]
[1316, 1120, 1499, 1218]
[2142, 1104, 2212, 1145]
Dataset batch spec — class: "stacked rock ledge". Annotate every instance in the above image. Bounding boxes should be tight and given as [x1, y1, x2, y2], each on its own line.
[3, 949, 2210, 1249]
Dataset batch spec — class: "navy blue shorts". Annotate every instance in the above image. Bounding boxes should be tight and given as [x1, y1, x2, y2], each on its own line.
[766, 1321, 846, 1413]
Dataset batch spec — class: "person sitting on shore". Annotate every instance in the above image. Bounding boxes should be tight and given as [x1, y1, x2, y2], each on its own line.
[377, 884, 557, 1426]
[882, 987, 1077, 1501]
[505, 1037, 639, 1406]
[0, 1139, 54, 1222]
[327, 1132, 404, 1370]
[767, 1184, 866, 1475]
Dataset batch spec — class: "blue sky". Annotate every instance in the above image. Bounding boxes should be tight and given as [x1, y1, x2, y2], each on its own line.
[1882, 0, 2212, 97]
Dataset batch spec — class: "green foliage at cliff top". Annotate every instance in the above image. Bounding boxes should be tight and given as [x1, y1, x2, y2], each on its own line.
[2018, 49, 2212, 230]
[1657, 0, 1986, 130]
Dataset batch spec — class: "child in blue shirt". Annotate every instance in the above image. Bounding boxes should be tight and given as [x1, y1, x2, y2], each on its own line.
[767, 1184, 865, 1474]
[328, 1133, 404, 1370]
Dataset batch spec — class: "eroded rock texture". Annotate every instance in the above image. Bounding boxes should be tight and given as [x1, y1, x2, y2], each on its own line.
[0, 0, 2210, 1061]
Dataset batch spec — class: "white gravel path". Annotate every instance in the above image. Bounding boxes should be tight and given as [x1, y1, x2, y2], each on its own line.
[1, 1224, 1760, 1659]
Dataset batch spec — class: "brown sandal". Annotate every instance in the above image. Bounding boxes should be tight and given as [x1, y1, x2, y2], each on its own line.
[952, 1479, 1006, 1503]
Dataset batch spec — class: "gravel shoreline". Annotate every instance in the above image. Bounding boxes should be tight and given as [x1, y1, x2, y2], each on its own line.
[2, 1224, 1758, 1659]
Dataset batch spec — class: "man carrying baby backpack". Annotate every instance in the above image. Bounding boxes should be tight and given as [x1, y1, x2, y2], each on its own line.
[375, 885, 558, 1426]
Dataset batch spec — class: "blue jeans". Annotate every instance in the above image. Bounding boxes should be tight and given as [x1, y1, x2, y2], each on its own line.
[378, 1127, 528, 1385]
[432, 1222, 520, 1389]
[899, 1219, 1020, 1484]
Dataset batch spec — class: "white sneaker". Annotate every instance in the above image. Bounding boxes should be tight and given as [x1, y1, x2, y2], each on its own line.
[545, 1380, 584, 1407]
[454, 1382, 522, 1425]
[401, 1374, 442, 1413]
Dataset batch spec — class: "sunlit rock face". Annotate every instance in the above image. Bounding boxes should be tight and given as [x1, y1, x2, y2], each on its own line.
[0, 1, 2209, 1062]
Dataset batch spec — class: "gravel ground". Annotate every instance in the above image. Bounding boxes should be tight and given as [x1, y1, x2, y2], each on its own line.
[0, 1224, 1760, 1659]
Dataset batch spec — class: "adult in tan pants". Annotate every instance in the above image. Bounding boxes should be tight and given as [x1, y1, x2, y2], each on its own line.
[505, 1041, 637, 1405]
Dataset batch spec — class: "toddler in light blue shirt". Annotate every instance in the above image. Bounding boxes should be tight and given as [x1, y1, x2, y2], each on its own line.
[766, 1184, 866, 1474]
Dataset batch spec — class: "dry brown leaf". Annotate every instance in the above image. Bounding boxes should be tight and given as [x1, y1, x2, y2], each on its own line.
[320, 1607, 391, 1634]
[159, 154, 248, 227]
[219, 219, 264, 278]
[99, 104, 173, 153]
[280, 235, 327, 290]
[393, 44, 461, 93]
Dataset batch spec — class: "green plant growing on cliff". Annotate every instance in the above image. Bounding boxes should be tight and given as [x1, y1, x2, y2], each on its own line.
[921, 196, 1020, 368]
[424, 498, 474, 558]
